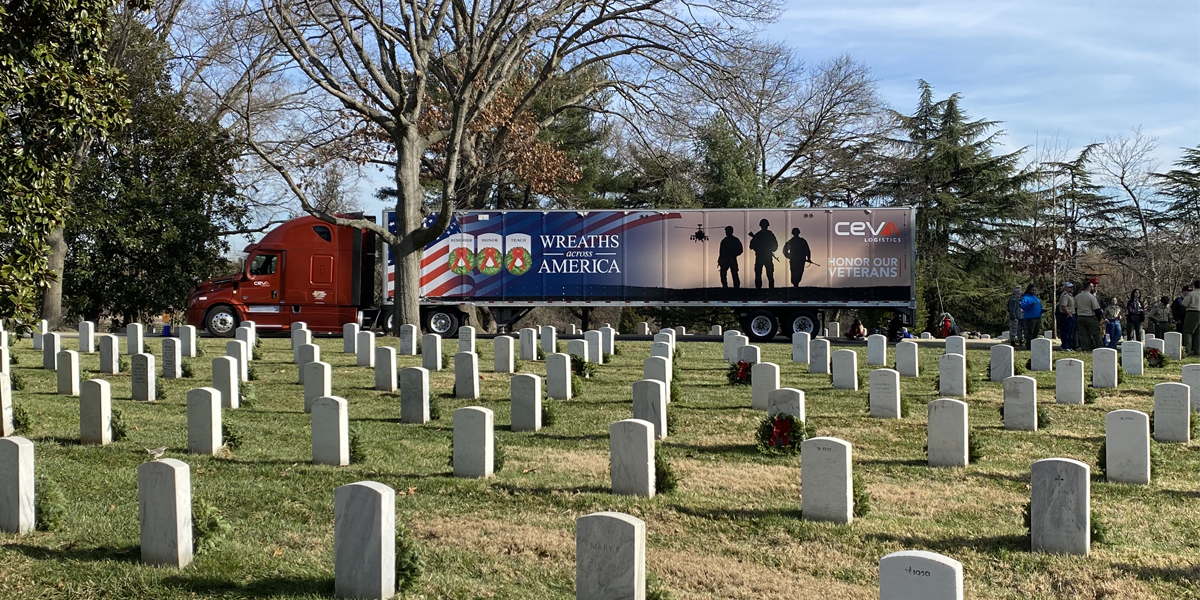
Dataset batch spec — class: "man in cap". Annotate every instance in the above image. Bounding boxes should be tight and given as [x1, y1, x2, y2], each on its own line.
[1006, 286, 1024, 346]
[1074, 279, 1103, 351]
[1057, 282, 1076, 350]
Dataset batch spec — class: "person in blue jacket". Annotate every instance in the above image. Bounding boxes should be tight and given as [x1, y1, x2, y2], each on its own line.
[1020, 285, 1043, 349]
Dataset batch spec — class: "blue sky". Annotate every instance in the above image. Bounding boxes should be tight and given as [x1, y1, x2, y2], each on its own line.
[768, 0, 1199, 165]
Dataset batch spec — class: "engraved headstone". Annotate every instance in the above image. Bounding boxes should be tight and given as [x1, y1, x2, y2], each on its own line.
[585, 330, 604, 365]
[1121, 340, 1144, 376]
[810, 339, 831, 374]
[493, 335, 514, 373]
[304, 361, 331, 414]
[990, 344, 1014, 382]
[867, 334, 888, 366]
[80, 379, 112, 444]
[767, 388, 805, 420]
[78, 321, 95, 353]
[42, 332, 60, 370]
[738, 344, 761, 366]
[455, 352, 479, 399]
[32, 320, 46, 351]
[920, 332, 932, 339]
[421, 333, 442, 371]
[1165, 331, 1183, 360]
[610, 419, 655, 497]
[187, 387, 222, 456]
[138, 459, 193, 568]
[458, 326, 476, 354]
[927, 399, 968, 468]
[132, 353, 157, 401]
[636, 322, 650, 335]
[831, 349, 858, 390]
[342, 323, 359, 354]
[356, 331, 376, 368]
[869, 368, 901, 418]
[826, 322, 840, 338]
[178, 325, 197, 358]
[399, 324, 418, 356]
[235, 327, 254, 361]
[290, 322, 309, 352]
[1105, 409, 1150, 484]
[56, 350, 79, 396]
[1055, 358, 1084, 404]
[1153, 382, 1190, 443]
[540, 326, 557, 356]
[126, 323, 144, 355]
[1092, 348, 1118, 388]
[0, 436, 34, 534]
[162, 338, 181, 380]
[792, 332, 810, 364]
[568, 339, 590, 364]
[453, 406, 494, 478]
[600, 326, 616, 356]
[400, 367, 430, 424]
[710, 325, 723, 336]
[1147, 337, 1165, 353]
[878, 550, 964, 600]
[632, 380, 667, 439]
[334, 481, 396, 600]
[642, 356, 671, 402]
[1003, 375, 1038, 431]
[374, 346, 397, 391]
[724, 334, 748, 364]
[1183, 364, 1200, 413]
[312, 396, 350, 466]
[653, 332, 674, 354]
[751, 362, 780, 411]
[944, 335, 965, 356]
[896, 340, 919, 378]
[547, 353, 571, 400]
[938, 354, 966, 397]
[510, 374, 543, 432]
[801, 436, 853, 524]
[1030, 458, 1090, 556]
[519, 328, 538, 360]
[225, 339, 248, 382]
[575, 512, 646, 600]
[1030, 337, 1053, 371]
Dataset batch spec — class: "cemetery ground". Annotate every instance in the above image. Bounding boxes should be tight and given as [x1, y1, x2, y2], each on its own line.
[2, 336, 1200, 599]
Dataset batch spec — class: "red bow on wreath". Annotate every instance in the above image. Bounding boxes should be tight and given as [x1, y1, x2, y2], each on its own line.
[480, 246, 500, 268]
[452, 247, 471, 269]
[769, 416, 792, 448]
[509, 246, 528, 269]
[736, 360, 750, 381]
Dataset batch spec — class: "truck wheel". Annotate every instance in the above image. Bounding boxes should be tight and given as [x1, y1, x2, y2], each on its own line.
[204, 305, 239, 338]
[423, 309, 460, 337]
[743, 310, 779, 342]
[785, 310, 818, 336]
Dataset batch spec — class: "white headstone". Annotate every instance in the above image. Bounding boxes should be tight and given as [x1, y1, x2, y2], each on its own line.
[493, 335, 514, 373]
[225, 339, 248, 383]
[400, 367, 430, 424]
[981, 334, 991, 340]
[1183, 364, 1200, 413]
[162, 338, 181, 380]
[342, 323, 359, 354]
[869, 369, 901, 418]
[1105, 409, 1150, 484]
[354, 331, 375, 368]
[510, 374, 542, 432]
[457, 326, 476, 355]
[178, 325, 197, 358]
[421, 333, 442, 371]
[304, 361, 331, 414]
[801, 436, 853, 524]
[1003, 375, 1038, 431]
[0, 436, 34, 534]
[126, 323, 144, 355]
[632, 380, 667, 440]
[399, 324, 418, 356]
[738, 344, 761, 365]
[56, 350, 79, 396]
[927, 399, 968, 468]
[879, 550, 964, 600]
[600, 326, 616, 356]
[42, 332, 60, 370]
[453, 406, 494, 478]
[724, 334, 748, 364]
[132, 353, 156, 402]
[455, 352, 479, 399]
[547, 353, 571, 400]
[312, 396, 349, 466]
[212, 356, 239, 409]
[653, 332, 674, 354]
[138, 458, 193, 568]
[1092, 348, 1118, 388]
[831, 349, 858, 390]
[867, 334, 888, 366]
[1147, 337, 1165, 353]
[585, 330, 604, 365]
[99, 335, 120, 374]
[235, 327, 254, 361]
[290, 322, 309, 351]
[0, 346, 6, 378]
[575, 512, 646, 600]
[1054, 358, 1084, 404]
[642, 356, 671, 402]
[826, 322, 840, 338]
[78, 321, 95, 353]
[921, 332, 932, 339]
[241, 321, 257, 348]
[792, 332, 810, 364]
[944, 335, 965, 356]
[610, 419, 655, 497]
[767, 388, 805, 421]
[334, 481, 396, 600]
[938, 354, 966, 397]
[80, 380, 112, 445]
[32, 320, 46, 351]
[0, 372, 12, 437]
[1146, 333, 1156, 341]
[1030, 337, 1053, 371]
[636, 322, 649, 335]
[710, 325, 723, 336]
[566, 324, 576, 335]
[568, 339, 590, 364]
[186, 387, 222, 456]
[519, 328, 537, 361]
[646, 342, 668, 361]
[1153, 382, 1191, 443]
[374, 346, 397, 392]
[1030, 458, 1090, 556]
[1165, 331, 1183, 360]
[1121, 341, 1144, 376]
[809, 339, 831, 374]
[896, 341, 919, 378]
[673, 325, 686, 337]
[540, 326, 557, 356]
[751, 362, 780, 411]
[990, 344, 1014, 382]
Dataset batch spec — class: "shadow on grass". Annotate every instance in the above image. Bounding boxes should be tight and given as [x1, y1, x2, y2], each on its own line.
[662, 442, 760, 457]
[492, 482, 610, 496]
[967, 471, 1029, 485]
[673, 504, 804, 521]
[1114, 562, 1200, 586]
[6, 543, 140, 564]
[537, 433, 608, 442]
[164, 574, 335, 598]
[1157, 488, 1200, 500]
[864, 531, 1027, 554]
[682, 404, 751, 412]
[856, 458, 926, 468]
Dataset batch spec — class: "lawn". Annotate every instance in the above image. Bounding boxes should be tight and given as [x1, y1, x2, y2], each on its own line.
[1, 334, 1199, 599]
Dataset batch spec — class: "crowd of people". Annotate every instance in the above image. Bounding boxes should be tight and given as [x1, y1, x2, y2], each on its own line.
[1007, 278, 1200, 356]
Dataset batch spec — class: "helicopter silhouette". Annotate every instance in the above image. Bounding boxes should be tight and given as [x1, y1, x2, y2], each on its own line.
[675, 224, 724, 243]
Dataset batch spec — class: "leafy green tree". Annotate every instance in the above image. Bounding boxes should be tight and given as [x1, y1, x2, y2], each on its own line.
[1155, 146, 1200, 233]
[0, 0, 148, 326]
[62, 23, 246, 325]
[697, 116, 776, 208]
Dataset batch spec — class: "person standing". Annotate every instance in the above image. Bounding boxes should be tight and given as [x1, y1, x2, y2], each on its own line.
[1007, 286, 1024, 346]
[1148, 296, 1173, 338]
[1183, 280, 1200, 356]
[1103, 297, 1123, 349]
[1125, 289, 1145, 341]
[781, 228, 811, 288]
[748, 219, 778, 289]
[1074, 280, 1103, 351]
[717, 226, 743, 289]
[1057, 282, 1076, 350]
[1172, 285, 1190, 333]
[1019, 285, 1043, 349]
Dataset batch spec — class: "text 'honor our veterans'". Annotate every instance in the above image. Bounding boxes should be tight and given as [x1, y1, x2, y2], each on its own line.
[537, 234, 622, 274]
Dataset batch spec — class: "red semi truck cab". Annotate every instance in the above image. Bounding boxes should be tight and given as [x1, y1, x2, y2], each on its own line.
[187, 215, 377, 337]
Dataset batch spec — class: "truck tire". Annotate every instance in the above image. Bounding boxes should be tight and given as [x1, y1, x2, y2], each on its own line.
[204, 305, 239, 338]
[784, 310, 818, 336]
[423, 308, 460, 338]
[743, 309, 779, 342]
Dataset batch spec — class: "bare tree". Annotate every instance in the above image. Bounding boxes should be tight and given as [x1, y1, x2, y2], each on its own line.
[1095, 127, 1161, 283]
[245, 0, 777, 331]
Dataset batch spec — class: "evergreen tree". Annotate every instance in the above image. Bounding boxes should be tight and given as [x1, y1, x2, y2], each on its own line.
[1155, 146, 1200, 234]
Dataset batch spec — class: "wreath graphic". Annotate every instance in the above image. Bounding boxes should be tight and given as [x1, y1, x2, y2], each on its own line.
[477, 246, 503, 276]
[448, 247, 475, 275]
[506, 246, 533, 276]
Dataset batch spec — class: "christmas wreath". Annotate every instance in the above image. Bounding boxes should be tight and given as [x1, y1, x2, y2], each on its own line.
[476, 246, 503, 276]
[755, 413, 809, 456]
[726, 360, 752, 385]
[448, 247, 475, 275]
[1146, 347, 1169, 368]
[505, 247, 532, 275]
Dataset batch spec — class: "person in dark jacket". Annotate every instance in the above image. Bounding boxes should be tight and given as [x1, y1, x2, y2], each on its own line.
[1020, 285, 1043, 349]
[1149, 296, 1173, 338]
[1172, 285, 1191, 333]
[1007, 287, 1023, 346]
[1125, 289, 1145, 341]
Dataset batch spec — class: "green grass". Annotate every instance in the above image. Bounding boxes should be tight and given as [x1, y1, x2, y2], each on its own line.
[2, 337, 1200, 599]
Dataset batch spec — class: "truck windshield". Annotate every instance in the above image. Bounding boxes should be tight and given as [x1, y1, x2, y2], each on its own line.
[249, 254, 278, 276]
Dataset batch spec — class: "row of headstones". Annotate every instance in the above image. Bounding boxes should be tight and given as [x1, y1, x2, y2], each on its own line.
[28, 321, 203, 357]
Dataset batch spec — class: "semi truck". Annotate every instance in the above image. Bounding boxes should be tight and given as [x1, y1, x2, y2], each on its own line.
[187, 207, 917, 342]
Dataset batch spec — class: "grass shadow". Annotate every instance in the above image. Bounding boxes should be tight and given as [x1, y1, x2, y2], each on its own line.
[857, 458, 926, 468]
[1113, 562, 1200, 586]
[673, 504, 804, 521]
[1157, 488, 1200, 500]
[6, 543, 140, 564]
[661, 442, 760, 457]
[164, 574, 336, 598]
[492, 482, 610, 496]
[864, 531, 1027, 554]
[967, 470, 1029, 485]
[537, 433, 608, 442]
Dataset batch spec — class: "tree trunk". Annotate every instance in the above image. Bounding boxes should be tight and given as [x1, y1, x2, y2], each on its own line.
[389, 134, 427, 337]
[41, 226, 67, 329]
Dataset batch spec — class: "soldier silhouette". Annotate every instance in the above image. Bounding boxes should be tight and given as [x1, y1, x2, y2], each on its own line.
[782, 227, 811, 287]
[717, 226, 743, 289]
[748, 218, 777, 289]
